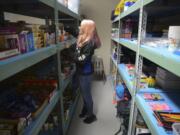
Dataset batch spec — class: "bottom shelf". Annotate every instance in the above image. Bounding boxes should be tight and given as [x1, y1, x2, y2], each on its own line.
[136, 91, 180, 135]
[64, 92, 80, 134]
[23, 90, 61, 135]
[136, 94, 167, 135]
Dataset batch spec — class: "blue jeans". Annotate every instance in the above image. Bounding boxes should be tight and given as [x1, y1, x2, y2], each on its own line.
[79, 74, 93, 116]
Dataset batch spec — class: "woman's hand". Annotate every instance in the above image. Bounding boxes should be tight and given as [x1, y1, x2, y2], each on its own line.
[77, 43, 84, 48]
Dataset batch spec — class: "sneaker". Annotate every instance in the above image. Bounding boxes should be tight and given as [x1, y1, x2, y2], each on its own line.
[83, 114, 97, 124]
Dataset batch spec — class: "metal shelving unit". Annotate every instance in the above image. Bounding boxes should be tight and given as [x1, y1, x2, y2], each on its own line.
[0, 0, 80, 135]
[111, 0, 180, 135]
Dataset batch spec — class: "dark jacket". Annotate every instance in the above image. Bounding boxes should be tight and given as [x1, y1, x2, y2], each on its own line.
[69, 41, 95, 75]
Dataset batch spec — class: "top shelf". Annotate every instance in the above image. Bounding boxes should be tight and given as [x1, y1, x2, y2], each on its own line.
[144, 0, 180, 19]
[36, 0, 80, 19]
[113, 0, 180, 22]
[56, 2, 80, 20]
[113, 0, 154, 22]
[0, 0, 80, 19]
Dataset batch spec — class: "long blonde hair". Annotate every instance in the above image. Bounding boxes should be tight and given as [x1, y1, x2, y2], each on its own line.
[77, 19, 101, 48]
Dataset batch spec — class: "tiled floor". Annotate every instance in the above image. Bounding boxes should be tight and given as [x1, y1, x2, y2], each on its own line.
[67, 79, 120, 135]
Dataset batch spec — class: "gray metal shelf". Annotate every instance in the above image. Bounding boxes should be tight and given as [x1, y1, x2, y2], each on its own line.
[113, 0, 154, 22]
[144, 0, 180, 19]
[0, 0, 80, 20]
[140, 45, 180, 77]
[119, 38, 137, 52]
[56, 2, 80, 19]
[39, 0, 54, 8]
[41, 0, 80, 19]
[135, 94, 167, 135]
[23, 90, 61, 135]
[112, 38, 138, 52]
[113, 38, 180, 76]
[0, 46, 56, 81]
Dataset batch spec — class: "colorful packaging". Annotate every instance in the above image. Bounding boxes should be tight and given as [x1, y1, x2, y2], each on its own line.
[0, 49, 20, 60]
[5, 34, 20, 50]
[114, 0, 125, 15]
[0, 35, 6, 50]
[27, 33, 35, 52]
[19, 33, 28, 53]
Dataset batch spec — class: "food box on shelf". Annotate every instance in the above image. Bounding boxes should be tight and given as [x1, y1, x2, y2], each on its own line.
[156, 68, 180, 90]
[0, 48, 20, 60]
[0, 113, 31, 135]
[16, 79, 58, 119]
[0, 122, 18, 135]
[156, 67, 180, 81]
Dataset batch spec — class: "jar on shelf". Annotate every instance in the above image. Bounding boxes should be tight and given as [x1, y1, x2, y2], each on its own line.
[168, 26, 180, 52]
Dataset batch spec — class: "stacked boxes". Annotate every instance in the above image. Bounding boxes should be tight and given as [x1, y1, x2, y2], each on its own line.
[156, 67, 180, 90]
[0, 22, 55, 60]
[0, 79, 57, 135]
[0, 28, 20, 60]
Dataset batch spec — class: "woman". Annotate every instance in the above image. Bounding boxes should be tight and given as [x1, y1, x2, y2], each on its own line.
[70, 19, 101, 124]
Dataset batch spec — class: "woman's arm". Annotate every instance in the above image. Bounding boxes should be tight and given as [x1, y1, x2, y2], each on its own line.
[74, 42, 94, 64]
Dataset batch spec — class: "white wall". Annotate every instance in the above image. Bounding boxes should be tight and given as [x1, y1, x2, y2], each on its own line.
[80, 0, 119, 75]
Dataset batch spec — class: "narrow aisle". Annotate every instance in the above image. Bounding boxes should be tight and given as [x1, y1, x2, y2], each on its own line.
[67, 79, 119, 135]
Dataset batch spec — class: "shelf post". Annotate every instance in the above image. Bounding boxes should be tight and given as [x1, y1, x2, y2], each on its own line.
[54, 0, 65, 135]
[117, 20, 122, 65]
[114, 20, 122, 91]
[128, 0, 147, 135]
